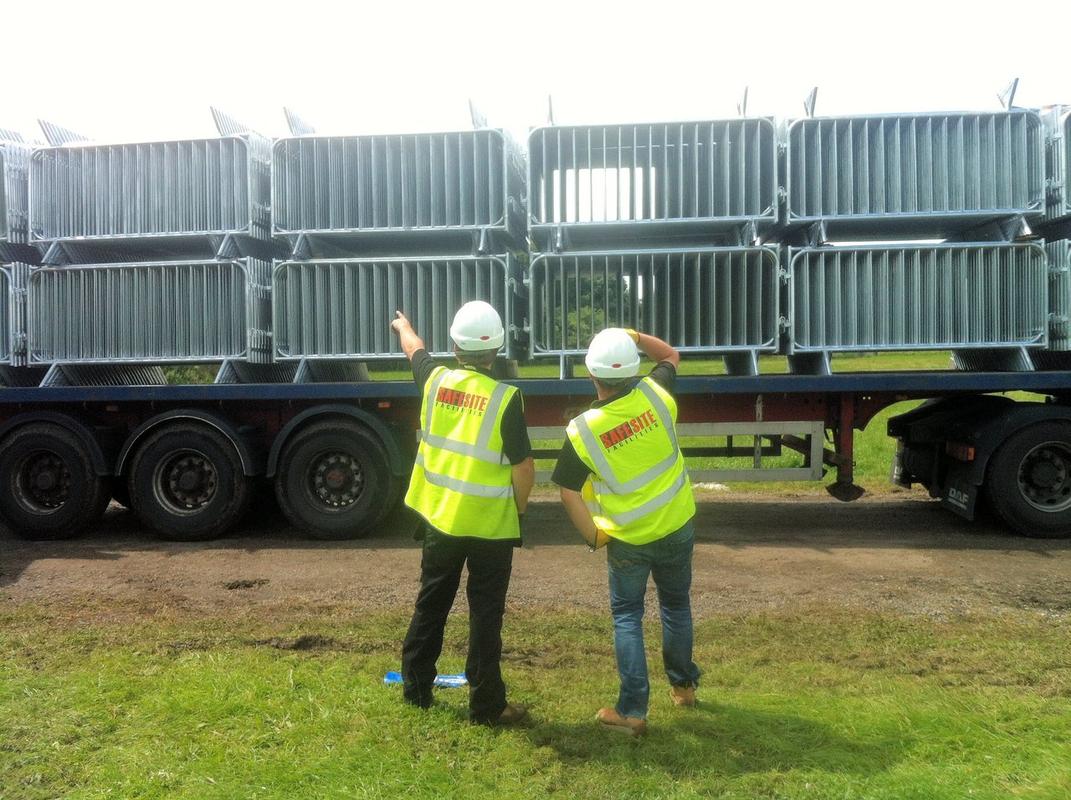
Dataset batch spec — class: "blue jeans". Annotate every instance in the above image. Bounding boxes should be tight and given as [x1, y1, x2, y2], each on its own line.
[606, 520, 700, 719]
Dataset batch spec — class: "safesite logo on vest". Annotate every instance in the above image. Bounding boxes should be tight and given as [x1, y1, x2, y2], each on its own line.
[435, 386, 490, 416]
[598, 406, 661, 451]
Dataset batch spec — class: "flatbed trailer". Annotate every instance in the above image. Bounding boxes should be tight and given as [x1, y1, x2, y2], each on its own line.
[3, 368, 1071, 541]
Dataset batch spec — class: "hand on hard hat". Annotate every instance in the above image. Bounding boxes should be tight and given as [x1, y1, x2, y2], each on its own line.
[391, 310, 412, 335]
[585, 328, 641, 379]
[451, 301, 505, 351]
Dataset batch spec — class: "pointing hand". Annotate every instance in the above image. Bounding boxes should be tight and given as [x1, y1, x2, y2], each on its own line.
[391, 310, 412, 335]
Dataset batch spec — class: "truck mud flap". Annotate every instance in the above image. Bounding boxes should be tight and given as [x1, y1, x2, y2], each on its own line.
[940, 464, 979, 520]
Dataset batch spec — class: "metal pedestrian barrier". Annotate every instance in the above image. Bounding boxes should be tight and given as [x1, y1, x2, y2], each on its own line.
[271, 130, 525, 257]
[1046, 239, 1071, 351]
[0, 263, 30, 366]
[1, 138, 31, 245]
[788, 243, 1048, 353]
[528, 119, 778, 250]
[27, 259, 272, 365]
[0, 267, 12, 364]
[1043, 107, 1071, 224]
[786, 111, 1045, 238]
[30, 134, 272, 262]
[273, 256, 522, 360]
[528, 248, 780, 359]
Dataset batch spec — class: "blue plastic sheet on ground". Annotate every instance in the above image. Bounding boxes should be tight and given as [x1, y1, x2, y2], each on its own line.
[383, 671, 468, 688]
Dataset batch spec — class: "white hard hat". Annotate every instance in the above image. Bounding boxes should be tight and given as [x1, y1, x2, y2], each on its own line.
[450, 301, 505, 351]
[585, 328, 640, 379]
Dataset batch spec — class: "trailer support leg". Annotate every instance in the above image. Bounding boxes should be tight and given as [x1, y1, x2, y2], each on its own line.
[828, 393, 865, 502]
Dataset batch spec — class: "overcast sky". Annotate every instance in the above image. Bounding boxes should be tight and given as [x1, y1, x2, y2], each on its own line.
[4, 0, 1069, 144]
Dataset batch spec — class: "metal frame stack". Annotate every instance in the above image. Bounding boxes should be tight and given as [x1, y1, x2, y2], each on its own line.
[527, 117, 782, 376]
[528, 119, 779, 251]
[1042, 106, 1071, 226]
[782, 108, 1050, 373]
[1032, 106, 1071, 369]
[270, 117, 528, 366]
[0, 133, 39, 379]
[23, 111, 276, 381]
[1, 135, 34, 257]
[14, 94, 1071, 384]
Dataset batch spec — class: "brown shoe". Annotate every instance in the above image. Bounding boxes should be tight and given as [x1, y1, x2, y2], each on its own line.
[492, 703, 528, 726]
[669, 685, 697, 707]
[596, 707, 647, 737]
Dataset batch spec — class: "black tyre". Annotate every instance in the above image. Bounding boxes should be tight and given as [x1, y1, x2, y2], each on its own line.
[0, 423, 109, 540]
[127, 423, 250, 541]
[274, 420, 394, 540]
[985, 421, 1071, 539]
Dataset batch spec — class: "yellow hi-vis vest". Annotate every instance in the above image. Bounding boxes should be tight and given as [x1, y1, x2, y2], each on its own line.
[405, 366, 520, 540]
[565, 376, 695, 545]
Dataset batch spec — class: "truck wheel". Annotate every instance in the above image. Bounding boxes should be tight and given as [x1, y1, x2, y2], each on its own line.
[274, 420, 393, 540]
[128, 423, 250, 541]
[985, 421, 1071, 539]
[0, 423, 109, 540]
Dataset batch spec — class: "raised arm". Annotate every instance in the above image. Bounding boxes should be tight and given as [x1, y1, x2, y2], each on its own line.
[390, 311, 425, 362]
[627, 329, 680, 369]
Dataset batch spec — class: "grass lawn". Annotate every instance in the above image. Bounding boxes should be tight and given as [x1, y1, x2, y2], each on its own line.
[2, 608, 1069, 799]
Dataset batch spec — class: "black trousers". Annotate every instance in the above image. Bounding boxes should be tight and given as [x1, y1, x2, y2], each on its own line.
[401, 526, 515, 722]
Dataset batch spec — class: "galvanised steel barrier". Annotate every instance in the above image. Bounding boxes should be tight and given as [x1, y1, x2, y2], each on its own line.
[0, 263, 30, 366]
[0, 267, 12, 364]
[1, 139, 31, 245]
[788, 243, 1048, 353]
[272, 255, 523, 360]
[786, 110, 1045, 237]
[528, 247, 780, 357]
[271, 130, 525, 256]
[27, 259, 272, 365]
[1046, 239, 1071, 351]
[30, 134, 271, 261]
[528, 119, 778, 250]
[1043, 107, 1071, 224]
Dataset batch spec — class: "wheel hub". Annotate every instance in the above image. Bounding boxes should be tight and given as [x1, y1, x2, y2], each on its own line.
[1030, 460, 1061, 488]
[19, 452, 71, 511]
[158, 452, 217, 511]
[311, 452, 364, 508]
[1018, 442, 1071, 512]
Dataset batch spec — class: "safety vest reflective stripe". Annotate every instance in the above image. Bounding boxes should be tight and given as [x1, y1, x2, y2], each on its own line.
[419, 371, 511, 465]
[413, 453, 515, 499]
[576, 379, 679, 495]
[608, 470, 688, 525]
[477, 382, 512, 451]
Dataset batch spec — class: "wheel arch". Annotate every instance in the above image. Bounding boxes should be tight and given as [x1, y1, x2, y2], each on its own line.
[967, 405, 1071, 487]
[890, 398, 1071, 488]
[115, 409, 260, 478]
[0, 411, 111, 476]
[266, 405, 410, 480]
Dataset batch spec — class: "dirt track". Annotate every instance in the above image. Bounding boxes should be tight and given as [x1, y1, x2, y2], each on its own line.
[2, 493, 1070, 621]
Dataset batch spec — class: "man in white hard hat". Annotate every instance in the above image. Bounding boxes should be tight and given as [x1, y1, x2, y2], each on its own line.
[553, 327, 699, 737]
[391, 301, 534, 726]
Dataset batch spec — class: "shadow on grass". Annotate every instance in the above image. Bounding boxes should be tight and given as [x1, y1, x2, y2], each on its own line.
[525, 701, 905, 779]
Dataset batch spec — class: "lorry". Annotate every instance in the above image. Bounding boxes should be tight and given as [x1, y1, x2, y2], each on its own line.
[2, 100, 1070, 542]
